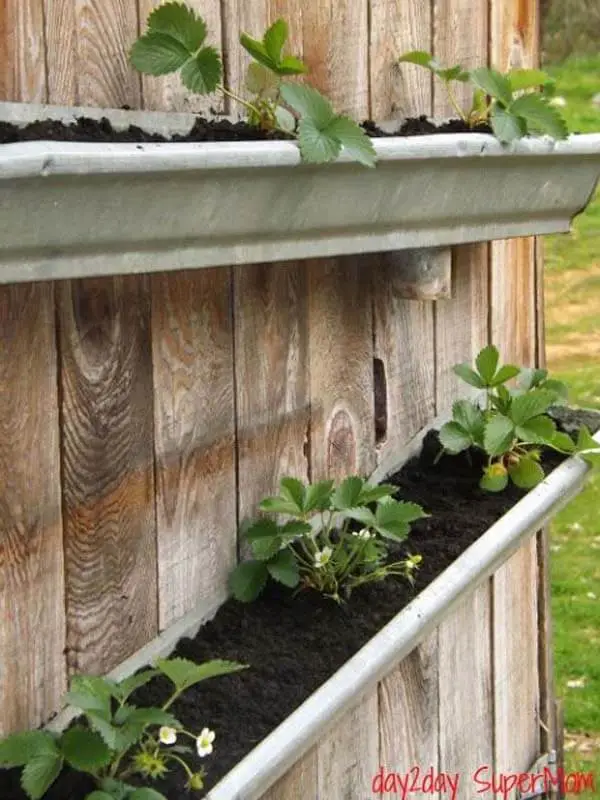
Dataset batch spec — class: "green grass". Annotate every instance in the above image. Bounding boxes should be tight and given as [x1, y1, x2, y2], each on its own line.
[543, 55, 600, 792]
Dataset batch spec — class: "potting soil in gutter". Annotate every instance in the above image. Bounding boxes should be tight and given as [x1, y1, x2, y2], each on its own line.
[2, 408, 599, 800]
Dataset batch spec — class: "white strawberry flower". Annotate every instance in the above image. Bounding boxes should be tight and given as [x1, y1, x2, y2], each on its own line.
[159, 726, 177, 745]
[314, 547, 333, 568]
[353, 528, 373, 540]
[196, 728, 216, 757]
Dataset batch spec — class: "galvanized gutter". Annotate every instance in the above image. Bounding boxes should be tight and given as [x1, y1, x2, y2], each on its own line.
[205, 431, 600, 800]
[1, 101, 600, 284]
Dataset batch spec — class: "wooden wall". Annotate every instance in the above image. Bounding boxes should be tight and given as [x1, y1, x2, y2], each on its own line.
[0, 1, 546, 784]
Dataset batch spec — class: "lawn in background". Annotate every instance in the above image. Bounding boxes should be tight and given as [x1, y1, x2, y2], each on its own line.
[544, 54, 600, 796]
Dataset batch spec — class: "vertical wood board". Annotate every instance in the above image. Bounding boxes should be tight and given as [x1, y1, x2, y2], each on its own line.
[152, 269, 236, 630]
[59, 276, 157, 675]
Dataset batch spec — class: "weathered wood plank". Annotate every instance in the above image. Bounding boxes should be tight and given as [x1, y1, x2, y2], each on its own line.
[379, 634, 439, 797]
[151, 269, 236, 630]
[0, 0, 47, 103]
[59, 276, 157, 675]
[261, 748, 318, 800]
[370, 0, 432, 121]
[0, 284, 65, 735]
[234, 260, 310, 526]
[44, 0, 140, 108]
[309, 258, 375, 481]
[318, 692, 379, 799]
[139, 0, 223, 113]
[439, 589, 493, 799]
[490, 0, 542, 776]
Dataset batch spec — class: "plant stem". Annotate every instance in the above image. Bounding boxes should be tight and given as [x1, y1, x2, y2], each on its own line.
[445, 82, 469, 124]
[217, 85, 262, 118]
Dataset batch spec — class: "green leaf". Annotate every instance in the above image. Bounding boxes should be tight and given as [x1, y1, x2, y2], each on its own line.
[266, 548, 300, 588]
[245, 62, 279, 97]
[304, 480, 335, 512]
[508, 456, 545, 489]
[452, 400, 485, 444]
[21, 751, 63, 800]
[280, 83, 335, 128]
[86, 715, 131, 752]
[332, 476, 365, 510]
[180, 46, 222, 94]
[99, 778, 133, 799]
[542, 378, 568, 404]
[123, 708, 179, 730]
[358, 483, 397, 504]
[279, 520, 313, 539]
[343, 507, 376, 527]
[552, 431, 576, 453]
[452, 363, 485, 388]
[510, 390, 556, 425]
[439, 421, 472, 454]
[480, 465, 509, 492]
[508, 68, 552, 92]
[130, 33, 192, 75]
[60, 728, 112, 775]
[156, 658, 247, 692]
[576, 426, 600, 466]
[437, 65, 469, 81]
[297, 117, 342, 163]
[492, 384, 513, 415]
[86, 793, 116, 800]
[65, 675, 115, 720]
[245, 518, 280, 541]
[258, 497, 302, 515]
[375, 500, 426, 541]
[279, 478, 306, 511]
[275, 105, 296, 132]
[483, 416, 515, 456]
[144, 2, 207, 51]
[325, 116, 376, 167]
[491, 105, 526, 142]
[397, 50, 434, 68]
[239, 33, 275, 71]
[490, 365, 521, 386]
[470, 67, 513, 106]
[516, 415, 556, 444]
[0, 731, 57, 768]
[129, 791, 168, 800]
[229, 559, 268, 601]
[277, 56, 308, 76]
[251, 535, 282, 560]
[111, 669, 159, 704]
[475, 344, 499, 384]
[510, 93, 568, 139]
[264, 19, 288, 62]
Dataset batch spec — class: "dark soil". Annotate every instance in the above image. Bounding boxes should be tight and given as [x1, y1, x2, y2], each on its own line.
[2, 407, 598, 799]
[0, 114, 492, 145]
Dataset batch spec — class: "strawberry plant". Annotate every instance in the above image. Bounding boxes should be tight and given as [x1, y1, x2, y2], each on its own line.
[397, 52, 568, 143]
[229, 476, 426, 604]
[130, 2, 375, 166]
[439, 345, 600, 491]
[0, 658, 247, 799]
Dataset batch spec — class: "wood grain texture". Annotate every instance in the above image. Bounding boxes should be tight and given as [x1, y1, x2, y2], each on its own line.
[317, 692, 379, 799]
[435, 244, 490, 407]
[261, 747, 318, 800]
[491, 0, 542, 776]
[152, 269, 236, 630]
[372, 257, 436, 465]
[59, 276, 157, 675]
[139, 0, 224, 112]
[439, 588, 493, 799]
[369, 0, 432, 121]
[0, 0, 47, 102]
[379, 634, 439, 795]
[44, 0, 140, 108]
[221, 0, 268, 104]
[0, 285, 65, 734]
[308, 258, 375, 481]
[493, 539, 540, 773]
[234, 261, 310, 528]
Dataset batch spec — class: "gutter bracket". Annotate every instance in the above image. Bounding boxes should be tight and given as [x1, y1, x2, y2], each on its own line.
[516, 751, 558, 800]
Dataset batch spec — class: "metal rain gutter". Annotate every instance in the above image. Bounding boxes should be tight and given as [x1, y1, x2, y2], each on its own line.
[1, 101, 600, 284]
[206, 431, 600, 800]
